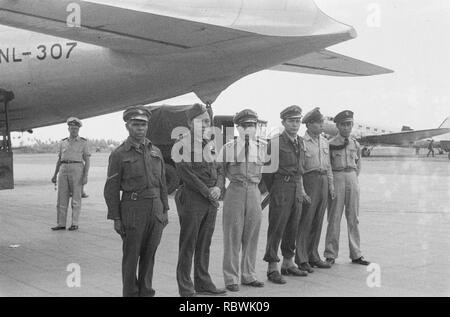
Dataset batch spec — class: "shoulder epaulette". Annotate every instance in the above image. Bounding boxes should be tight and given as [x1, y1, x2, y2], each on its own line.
[80, 137, 87, 141]
[62, 137, 68, 141]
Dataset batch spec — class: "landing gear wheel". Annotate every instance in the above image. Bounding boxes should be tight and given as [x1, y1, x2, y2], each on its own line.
[362, 147, 371, 157]
[165, 164, 180, 195]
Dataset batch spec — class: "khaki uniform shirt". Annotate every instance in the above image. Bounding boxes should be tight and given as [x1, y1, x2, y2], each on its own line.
[329, 134, 361, 174]
[58, 136, 90, 161]
[302, 131, 333, 190]
[220, 138, 266, 184]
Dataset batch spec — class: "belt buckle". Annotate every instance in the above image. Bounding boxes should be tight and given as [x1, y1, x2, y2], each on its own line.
[131, 192, 138, 201]
[284, 175, 291, 182]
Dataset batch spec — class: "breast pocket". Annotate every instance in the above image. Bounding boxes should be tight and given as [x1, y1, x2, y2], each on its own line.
[348, 149, 358, 166]
[279, 147, 296, 167]
[122, 157, 144, 179]
[331, 151, 344, 169]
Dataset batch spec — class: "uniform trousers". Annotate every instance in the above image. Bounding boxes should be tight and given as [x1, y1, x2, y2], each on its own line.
[57, 163, 83, 226]
[295, 173, 328, 265]
[263, 180, 302, 264]
[324, 170, 362, 260]
[175, 189, 218, 296]
[222, 182, 262, 285]
[120, 198, 164, 297]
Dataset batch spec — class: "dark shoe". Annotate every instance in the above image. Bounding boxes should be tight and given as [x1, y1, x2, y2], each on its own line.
[196, 288, 227, 296]
[226, 284, 240, 292]
[82, 193, 89, 198]
[281, 266, 308, 277]
[68, 225, 79, 231]
[352, 256, 370, 266]
[299, 262, 314, 273]
[242, 280, 264, 288]
[51, 226, 66, 231]
[180, 292, 197, 297]
[309, 260, 332, 269]
[326, 258, 335, 265]
[267, 271, 286, 284]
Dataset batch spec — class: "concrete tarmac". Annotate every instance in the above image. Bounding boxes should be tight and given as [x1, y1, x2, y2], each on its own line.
[1, 152, 449, 297]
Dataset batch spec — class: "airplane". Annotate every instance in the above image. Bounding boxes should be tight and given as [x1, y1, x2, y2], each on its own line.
[0, 0, 393, 189]
[321, 115, 450, 157]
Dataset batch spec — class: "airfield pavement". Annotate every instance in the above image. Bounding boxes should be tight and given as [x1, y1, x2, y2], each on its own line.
[1, 149, 449, 297]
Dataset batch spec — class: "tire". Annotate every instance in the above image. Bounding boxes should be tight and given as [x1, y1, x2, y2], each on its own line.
[362, 147, 370, 157]
[165, 164, 180, 195]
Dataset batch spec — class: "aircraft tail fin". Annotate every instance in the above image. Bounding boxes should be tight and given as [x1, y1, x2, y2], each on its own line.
[438, 117, 450, 129]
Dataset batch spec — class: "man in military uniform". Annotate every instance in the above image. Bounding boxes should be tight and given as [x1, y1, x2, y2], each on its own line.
[324, 110, 370, 266]
[220, 109, 265, 292]
[427, 139, 435, 157]
[296, 107, 334, 273]
[172, 104, 226, 297]
[262, 105, 310, 284]
[51, 117, 90, 231]
[104, 106, 169, 297]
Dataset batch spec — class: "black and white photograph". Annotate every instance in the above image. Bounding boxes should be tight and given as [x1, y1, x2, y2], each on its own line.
[0, 0, 449, 301]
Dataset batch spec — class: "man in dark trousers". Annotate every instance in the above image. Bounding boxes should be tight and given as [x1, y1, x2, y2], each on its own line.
[427, 139, 435, 157]
[104, 106, 169, 297]
[263, 105, 311, 284]
[172, 104, 226, 297]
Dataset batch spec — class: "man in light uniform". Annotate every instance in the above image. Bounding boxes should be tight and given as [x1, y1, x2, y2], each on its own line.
[324, 110, 370, 266]
[51, 117, 90, 231]
[296, 107, 334, 273]
[220, 109, 265, 292]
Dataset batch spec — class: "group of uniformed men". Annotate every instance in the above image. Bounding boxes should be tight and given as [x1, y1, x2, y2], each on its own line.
[52, 103, 370, 297]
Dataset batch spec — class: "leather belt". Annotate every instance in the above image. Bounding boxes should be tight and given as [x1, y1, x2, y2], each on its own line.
[122, 188, 160, 201]
[333, 167, 357, 173]
[61, 160, 82, 164]
[304, 170, 328, 176]
[273, 174, 301, 183]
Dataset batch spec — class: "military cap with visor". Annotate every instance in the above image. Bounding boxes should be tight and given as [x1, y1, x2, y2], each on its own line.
[66, 117, 82, 127]
[123, 105, 152, 122]
[280, 105, 302, 120]
[302, 107, 324, 124]
[233, 109, 258, 125]
[334, 110, 354, 124]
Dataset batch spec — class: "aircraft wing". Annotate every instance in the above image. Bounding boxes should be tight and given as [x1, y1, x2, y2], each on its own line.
[0, 0, 392, 78]
[272, 50, 393, 76]
[0, 0, 253, 55]
[359, 128, 450, 146]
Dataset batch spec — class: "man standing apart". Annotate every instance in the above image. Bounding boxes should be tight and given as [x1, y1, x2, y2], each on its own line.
[427, 139, 435, 157]
[263, 105, 310, 284]
[220, 109, 265, 292]
[324, 110, 370, 266]
[51, 117, 90, 231]
[104, 106, 169, 297]
[296, 108, 334, 273]
[173, 104, 226, 297]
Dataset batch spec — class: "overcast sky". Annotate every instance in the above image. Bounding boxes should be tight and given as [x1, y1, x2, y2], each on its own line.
[14, 0, 450, 143]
